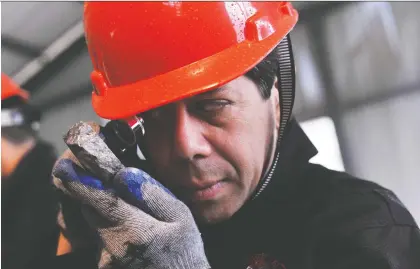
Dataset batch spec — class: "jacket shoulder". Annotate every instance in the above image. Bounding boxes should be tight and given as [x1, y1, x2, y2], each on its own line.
[297, 164, 420, 269]
[300, 163, 418, 230]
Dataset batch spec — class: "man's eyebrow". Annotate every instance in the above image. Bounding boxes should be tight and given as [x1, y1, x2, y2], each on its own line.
[197, 87, 227, 97]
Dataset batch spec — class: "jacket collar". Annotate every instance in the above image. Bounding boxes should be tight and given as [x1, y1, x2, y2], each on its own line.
[274, 118, 318, 176]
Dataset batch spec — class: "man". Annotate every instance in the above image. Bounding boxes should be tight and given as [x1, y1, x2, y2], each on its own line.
[1, 73, 60, 268]
[53, 2, 420, 269]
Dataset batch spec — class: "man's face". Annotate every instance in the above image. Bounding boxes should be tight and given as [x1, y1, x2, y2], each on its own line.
[141, 76, 280, 224]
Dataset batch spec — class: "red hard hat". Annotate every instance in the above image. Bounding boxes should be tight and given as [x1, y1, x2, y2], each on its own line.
[84, 2, 298, 120]
[1, 73, 29, 102]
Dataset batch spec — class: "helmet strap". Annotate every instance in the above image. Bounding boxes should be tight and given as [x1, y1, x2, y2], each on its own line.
[251, 34, 296, 200]
[275, 34, 296, 147]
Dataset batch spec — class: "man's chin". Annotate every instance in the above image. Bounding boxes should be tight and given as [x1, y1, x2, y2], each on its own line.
[195, 212, 231, 225]
[188, 199, 239, 225]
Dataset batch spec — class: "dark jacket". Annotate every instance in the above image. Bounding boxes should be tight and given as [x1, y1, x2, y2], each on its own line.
[201, 120, 420, 269]
[2, 140, 60, 269]
[56, 120, 420, 269]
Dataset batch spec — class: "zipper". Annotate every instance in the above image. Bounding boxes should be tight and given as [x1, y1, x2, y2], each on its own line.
[252, 151, 280, 200]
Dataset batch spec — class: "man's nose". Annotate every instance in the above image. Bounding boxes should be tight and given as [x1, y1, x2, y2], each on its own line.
[172, 105, 212, 161]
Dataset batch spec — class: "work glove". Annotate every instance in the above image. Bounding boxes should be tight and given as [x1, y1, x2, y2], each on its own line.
[53, 124, 103, 254]
[52, 123, 210, 269]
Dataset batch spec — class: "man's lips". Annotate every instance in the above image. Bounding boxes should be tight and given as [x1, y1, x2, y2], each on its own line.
[182, 179, 228, 202]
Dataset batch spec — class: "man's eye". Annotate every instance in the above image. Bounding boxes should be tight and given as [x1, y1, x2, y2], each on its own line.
[195, 100, 231, 113]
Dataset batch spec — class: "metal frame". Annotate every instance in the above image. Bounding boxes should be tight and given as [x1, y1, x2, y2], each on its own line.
[13, 21, 86, 91]
[2, 34, 42, 58]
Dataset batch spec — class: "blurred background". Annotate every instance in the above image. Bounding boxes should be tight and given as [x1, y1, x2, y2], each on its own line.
[1, 2, 419, 223]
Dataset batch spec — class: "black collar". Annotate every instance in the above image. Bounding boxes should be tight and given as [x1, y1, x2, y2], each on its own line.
[275, 118, 318, 176]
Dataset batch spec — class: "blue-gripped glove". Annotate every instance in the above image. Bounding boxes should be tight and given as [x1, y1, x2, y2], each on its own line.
[53, 159, 210, 269]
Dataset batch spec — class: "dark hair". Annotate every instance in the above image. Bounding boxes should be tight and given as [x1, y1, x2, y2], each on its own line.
[244, 44, 279, 100]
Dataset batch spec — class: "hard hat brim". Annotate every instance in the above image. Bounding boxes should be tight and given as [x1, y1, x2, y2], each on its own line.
[2, 89, 30, 102]
[1, 73, 30, 102]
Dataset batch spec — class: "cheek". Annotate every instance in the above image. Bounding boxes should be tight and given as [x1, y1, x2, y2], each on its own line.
[213, 114, 269, 186]
[141, 132, 172, 172]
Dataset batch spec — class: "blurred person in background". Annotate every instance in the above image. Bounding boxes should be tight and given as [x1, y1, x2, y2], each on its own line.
[1, 73, 60, 268]
[53, 2, 420, 269]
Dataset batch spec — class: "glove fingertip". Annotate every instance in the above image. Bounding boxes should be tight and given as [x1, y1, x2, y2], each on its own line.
[77, 171, 106, 191]
[54, 158, 106, 191]
[53, 159, 78, 181]
[115, 168, 176, 200]
[114, 167, 145, 200]
[146, 180, 177, 199]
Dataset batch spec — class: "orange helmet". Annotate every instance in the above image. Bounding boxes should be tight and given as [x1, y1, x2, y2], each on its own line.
[1, 73, 29, 102]
[84, 2, 298, 120]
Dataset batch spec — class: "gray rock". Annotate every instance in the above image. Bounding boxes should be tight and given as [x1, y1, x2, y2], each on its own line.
[64, 121, 125, 182]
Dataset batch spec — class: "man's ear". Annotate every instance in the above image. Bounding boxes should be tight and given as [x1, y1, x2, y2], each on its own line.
[272, 79, 280, 129]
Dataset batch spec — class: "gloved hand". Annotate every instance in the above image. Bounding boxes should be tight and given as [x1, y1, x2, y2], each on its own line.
[53, 159, 211, 269]
[54, 147, 101, 254]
